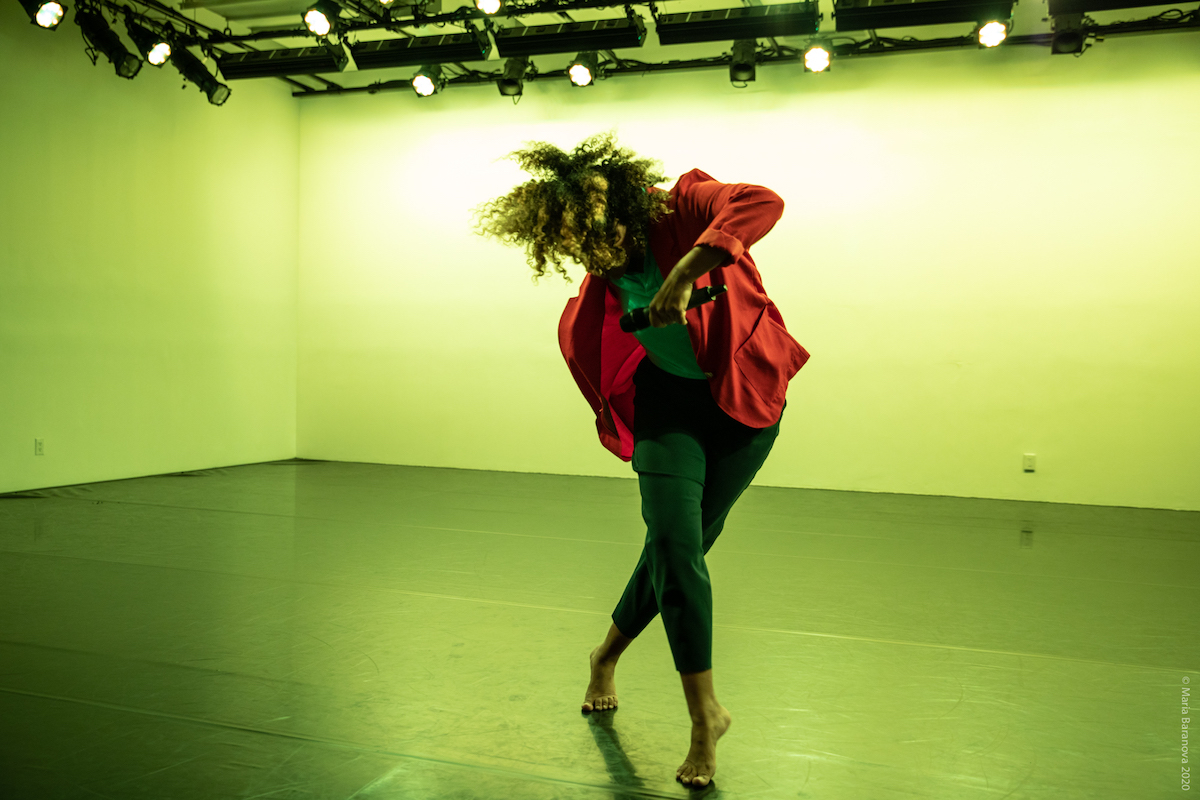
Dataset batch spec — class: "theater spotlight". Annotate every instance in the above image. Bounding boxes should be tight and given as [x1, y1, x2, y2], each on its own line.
[303, 0, 341, 37]
[834, 0, 1015, 34]
[19, 0, 67, 29]
[171, 45, 231, 105]
[495, 14, 644, 57]
[76, 8, 142, 78]
[124, 14, 172, 67]
[1051, 12, 1085, 53]
[729, 39, 755, 82]
[412, 64, 446, 96]
[658, 4, 819, 45]
[476, 0, 501, 13]
[977, 20, 1008, 46]
[568, 51, 598, 86]
[803, 40, 831, 72]
[498, 55, 529, 96]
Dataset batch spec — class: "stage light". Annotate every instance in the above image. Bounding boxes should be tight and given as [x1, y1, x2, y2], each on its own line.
[1050, 12, 1085, 53]
[171, 46, 231, 105]
[19, 0, 66, 29]
[218, 43, 349, 79]
[803, 41, 831, 72]
[494, 13, 644, 57]
[412, 64, 445, 96]
[304, 0, 341, 37]
[568, 51, 598, 86]
[977, 20, 1007, 46]
[350, 29, 491, 70]
[1049, 0, 1177, 11]
[144, 38, 170, 66]
[124, 15, 172, 67]
[729, 39, 755, 82]
[476, 0, 501, 13]
[76, 9, 142, 79]
[834, 0, 1014, 32]
[498, 55, 529, 96]
[657, 3, 819, 46]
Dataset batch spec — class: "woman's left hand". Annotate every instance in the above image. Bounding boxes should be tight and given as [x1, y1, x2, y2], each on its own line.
[648, 276, 693, 327]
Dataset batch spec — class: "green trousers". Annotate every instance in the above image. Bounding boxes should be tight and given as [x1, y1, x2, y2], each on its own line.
[611, 358, 783, 673]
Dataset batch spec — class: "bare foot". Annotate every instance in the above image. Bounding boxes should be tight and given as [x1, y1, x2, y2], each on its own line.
[581, 646, 618, 712]
[676, 705, 732, 788]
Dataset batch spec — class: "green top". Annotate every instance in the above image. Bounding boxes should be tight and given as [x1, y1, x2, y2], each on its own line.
[610, 249, 709, 380]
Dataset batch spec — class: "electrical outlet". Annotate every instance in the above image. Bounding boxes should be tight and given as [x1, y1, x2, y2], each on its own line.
[34, 438, 44, 456]
[1023, 453, 1036, 473]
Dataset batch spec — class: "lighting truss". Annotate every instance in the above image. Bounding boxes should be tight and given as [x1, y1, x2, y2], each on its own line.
[493, 12, 645, 57]
[26, 0, 1200, 104]
[218, 43, 350, 79]
[655, 3, 819, 46]
[350, 28, 491, 69]
[833, 0, 1014, 32]
[1048, 0, 1181, 11]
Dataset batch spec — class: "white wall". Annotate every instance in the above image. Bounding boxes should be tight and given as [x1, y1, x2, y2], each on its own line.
[0, 8, 300, 494]
[297, 34, 1200, 511]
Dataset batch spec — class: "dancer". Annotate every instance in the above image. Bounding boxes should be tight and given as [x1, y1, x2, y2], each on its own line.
[474, 132, 809, 788]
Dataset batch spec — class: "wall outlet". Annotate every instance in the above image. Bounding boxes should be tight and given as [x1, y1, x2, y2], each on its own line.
[1023, 453, 1036, 473]
[34, 438, 44, 456]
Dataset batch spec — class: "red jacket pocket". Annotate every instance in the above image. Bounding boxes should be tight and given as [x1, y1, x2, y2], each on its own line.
[734, 304, 808, 408]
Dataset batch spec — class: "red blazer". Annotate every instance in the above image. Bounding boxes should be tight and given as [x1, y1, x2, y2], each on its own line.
[558, 168, 810, 461]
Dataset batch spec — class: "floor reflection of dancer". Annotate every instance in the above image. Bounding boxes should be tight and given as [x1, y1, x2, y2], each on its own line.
[473, 132, 809, 788]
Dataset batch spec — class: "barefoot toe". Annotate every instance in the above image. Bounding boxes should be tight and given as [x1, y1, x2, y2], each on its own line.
[582, 649, 618, 713]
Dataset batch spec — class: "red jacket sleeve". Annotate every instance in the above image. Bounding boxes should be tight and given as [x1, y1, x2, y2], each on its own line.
[675, 174, 785, 262]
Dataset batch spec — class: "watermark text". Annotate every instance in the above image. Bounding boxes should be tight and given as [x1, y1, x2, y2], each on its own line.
[1184, 676, 1191, 791]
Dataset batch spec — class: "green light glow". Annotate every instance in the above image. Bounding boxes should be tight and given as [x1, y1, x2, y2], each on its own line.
[304, 9, 331, 36]
[413, 75, 436, 96]
[979, 21, 1007, 47]
[36, 1, 64, 27]
[148, 41, 171, 66]
[805, 46, 830, 72]
[569, 64, 593, 86]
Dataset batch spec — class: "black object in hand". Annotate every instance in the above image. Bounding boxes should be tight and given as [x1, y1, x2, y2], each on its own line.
[619, 284, 728, 333]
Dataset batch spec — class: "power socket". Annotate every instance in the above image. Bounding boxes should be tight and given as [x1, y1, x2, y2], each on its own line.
[1023, 453, 1036, 473]
[34, 438, 44, 456]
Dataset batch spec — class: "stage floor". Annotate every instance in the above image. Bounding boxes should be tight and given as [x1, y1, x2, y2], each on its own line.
[0, 459, 1194, 799]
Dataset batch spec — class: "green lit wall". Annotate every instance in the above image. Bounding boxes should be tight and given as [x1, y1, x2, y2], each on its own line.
[3, 9, 1196, 511]
[0, 8, 299, 493]
[297, 36, 1200, 511]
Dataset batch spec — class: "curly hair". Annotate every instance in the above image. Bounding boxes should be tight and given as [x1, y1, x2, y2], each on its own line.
[472, 130, 673, 283]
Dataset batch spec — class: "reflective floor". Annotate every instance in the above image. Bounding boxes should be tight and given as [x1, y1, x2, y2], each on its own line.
[0, 459, 1195, 799]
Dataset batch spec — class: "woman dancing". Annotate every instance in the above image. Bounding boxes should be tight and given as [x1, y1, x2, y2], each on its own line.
[474, 132, 809, 788]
